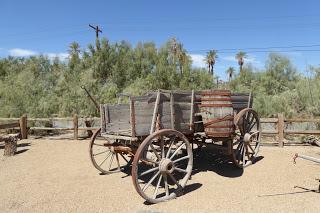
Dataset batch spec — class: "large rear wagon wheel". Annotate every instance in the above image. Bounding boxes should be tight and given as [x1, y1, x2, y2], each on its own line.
[231, 108, 261, 168]
[89, 128, 133, 174]
[132, 129, 193, 203]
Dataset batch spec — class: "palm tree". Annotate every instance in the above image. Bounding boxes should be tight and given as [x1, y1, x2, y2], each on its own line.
[170, 38, 187, 76]
[68, 42, 80, 57]
[226, 67, 235, 82]
[205, 50, 218, 75]
[235, 51, 247, 73]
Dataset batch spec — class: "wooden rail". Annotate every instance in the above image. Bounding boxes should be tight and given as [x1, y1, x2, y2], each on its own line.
[1, 113, 319, 144]
[0, 115, 28, 140]
[260, 113, 320, 147]
[0, 114, 99, 140]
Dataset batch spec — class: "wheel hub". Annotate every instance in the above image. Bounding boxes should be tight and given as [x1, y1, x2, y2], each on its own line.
[243, 133, 251, 143]
[159, 158, 175, 174]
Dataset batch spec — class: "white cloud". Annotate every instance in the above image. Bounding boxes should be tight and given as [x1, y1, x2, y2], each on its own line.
[190, 54, 206, 68]
[9, 48, 38, 57]
[7, 48, 69, 61]
[46, 52, 69, 61]
[222, 56, 237, 62]
[222, 54, 262, 66]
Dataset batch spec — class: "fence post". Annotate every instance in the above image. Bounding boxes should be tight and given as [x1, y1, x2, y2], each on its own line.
[277, 113, 284, 147]
[19, 114, 28, 139]
[73, 114, 78, 140]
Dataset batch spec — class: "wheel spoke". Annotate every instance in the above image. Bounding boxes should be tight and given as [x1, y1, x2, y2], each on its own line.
[93, 143, 105, 147]
[242, 144, 246, 165]
[168, 173, 182, 189]
[245, 113, 254, 132]
[115, 153, 120, 171]
[169, 143, 185, 160]
[237, 144, 244, 163]
[248, 143, 255, 153]
[173, 155, 190, 163]
[165, 138, 175, 158]
[245, 144, 251, 159]
[175, 167, 187, 173]
[120, 153, 129, 163]
[163, 174, 169, 196]
[142, 171, 160, 192]
[160, 136, 165, 158]
[248, 120, 257, 132]
[153, 175, 163, 199]
[109, 153, 115, 171]
[98, 152, 112, 167]
[150, 144, 161, 160]
[93, 150, 110, 156]
[139, 167, 159, 177]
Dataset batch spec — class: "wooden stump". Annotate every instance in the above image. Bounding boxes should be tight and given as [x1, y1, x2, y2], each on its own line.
[1, 135, 19, 156]
[84, 120, 93, 138]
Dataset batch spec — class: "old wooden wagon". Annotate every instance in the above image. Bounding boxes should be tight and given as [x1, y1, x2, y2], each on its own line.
[89, 89, 260, 203]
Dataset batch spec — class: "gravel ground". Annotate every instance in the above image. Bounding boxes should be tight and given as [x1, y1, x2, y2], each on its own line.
[0, 139, 319, 213]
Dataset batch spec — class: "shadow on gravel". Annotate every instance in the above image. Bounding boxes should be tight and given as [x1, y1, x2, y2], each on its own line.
[142, 183, 203, 206]
[192, 149, 264, 178]
[15, 149, 29, 155]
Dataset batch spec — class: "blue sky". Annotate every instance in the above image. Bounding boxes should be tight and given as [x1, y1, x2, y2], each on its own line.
[1, 0, 320, 79]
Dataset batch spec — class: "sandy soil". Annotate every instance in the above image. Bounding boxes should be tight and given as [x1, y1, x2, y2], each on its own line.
[0, 139, 319, 213]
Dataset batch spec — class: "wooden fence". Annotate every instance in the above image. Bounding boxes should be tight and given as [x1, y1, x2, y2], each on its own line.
[261, 113, 320, 147]
[1, 113, 320, 146]
[0, 115, 28, 140]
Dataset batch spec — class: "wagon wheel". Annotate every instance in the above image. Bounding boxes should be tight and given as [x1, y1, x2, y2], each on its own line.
[132, 129, 193, 203]
[89, 128, 133, 174]
[231, 108, 261, 168]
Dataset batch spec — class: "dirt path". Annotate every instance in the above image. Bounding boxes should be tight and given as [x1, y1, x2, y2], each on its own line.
[1, 139, 319, 213]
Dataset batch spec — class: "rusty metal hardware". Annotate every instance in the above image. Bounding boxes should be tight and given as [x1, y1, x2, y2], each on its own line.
[293, 153, 320, 164]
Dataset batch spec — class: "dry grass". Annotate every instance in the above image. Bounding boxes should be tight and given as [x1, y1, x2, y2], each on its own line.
[1, 139, 319, 213]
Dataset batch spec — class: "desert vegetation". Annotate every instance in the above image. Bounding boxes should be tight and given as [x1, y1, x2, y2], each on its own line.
[0, 38, 319, 118]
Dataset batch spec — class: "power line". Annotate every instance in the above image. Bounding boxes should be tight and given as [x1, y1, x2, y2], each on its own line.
[188, 44, 320, 54]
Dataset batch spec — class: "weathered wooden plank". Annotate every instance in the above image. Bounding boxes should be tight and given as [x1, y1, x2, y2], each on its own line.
[170, 92, 175, 129]
[101, 134, 138, 141]
[278, 113, 284, 147]
[190, 90, 195, 131]
[261, 118, 278, 123]
[285, 130, 320, 135]
[285, 118, 320, 123]
[100, 104, 106, 132]
[0, 122, 20, 129]
[130, 98, 136, 137]
[30, 127, 74, 131]
[230, 96, 250, 101]
[150, 91, 161, 134]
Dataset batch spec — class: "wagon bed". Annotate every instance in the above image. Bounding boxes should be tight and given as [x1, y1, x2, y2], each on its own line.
[89, 89, 260, 204]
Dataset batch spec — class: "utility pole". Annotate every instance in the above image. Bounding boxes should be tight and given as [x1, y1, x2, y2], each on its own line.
[89, 24, 102, 39]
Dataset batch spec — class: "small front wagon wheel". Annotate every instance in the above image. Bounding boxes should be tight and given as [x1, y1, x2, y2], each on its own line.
[132, 129, 193, 203]
[89, 128, 133, 174]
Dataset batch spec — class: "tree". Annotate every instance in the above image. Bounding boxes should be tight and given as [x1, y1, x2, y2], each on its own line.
[68, 42, 81, 70]
[169, 38, 187, 76]
[205, 50, 218, 75]
[226, 67, 235, 82]
[235, 51, 247, 73]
